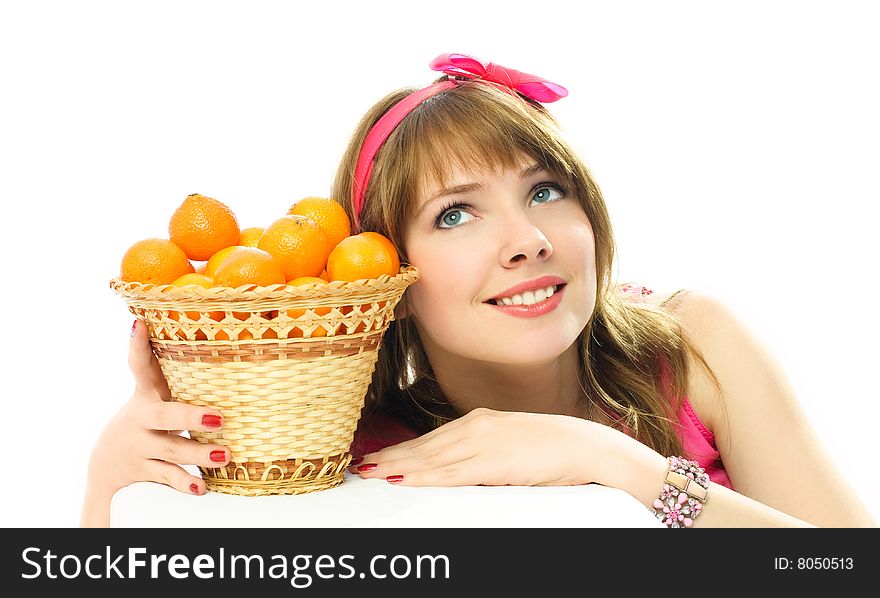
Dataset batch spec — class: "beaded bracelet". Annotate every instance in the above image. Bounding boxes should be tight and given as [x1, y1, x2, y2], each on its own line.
[651, 456, 710, 528]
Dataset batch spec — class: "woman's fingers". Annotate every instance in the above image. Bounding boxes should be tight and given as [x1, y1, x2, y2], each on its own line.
[139, 400, 224, 433]
[140, 459, 207, 496]
[366, 456, 483, 487]
[145, 431, 231, 469]
[128, 321, 225, 434]
[359, 433, 458, 468]
[357, 442, 475, 479]
[128, 319, 171, 399]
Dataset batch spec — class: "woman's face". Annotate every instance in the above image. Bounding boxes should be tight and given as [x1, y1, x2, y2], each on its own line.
[402, 156, 597, 366]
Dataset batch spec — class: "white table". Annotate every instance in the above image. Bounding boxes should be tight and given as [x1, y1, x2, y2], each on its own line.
[111, 469, 663, 527]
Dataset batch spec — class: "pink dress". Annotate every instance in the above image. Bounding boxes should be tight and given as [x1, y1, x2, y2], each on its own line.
[350, 283, 734, 491]
[676, 395, 733, 489]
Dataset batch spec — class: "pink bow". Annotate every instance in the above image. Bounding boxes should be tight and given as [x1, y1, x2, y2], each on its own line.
[429, 52, 568, 103]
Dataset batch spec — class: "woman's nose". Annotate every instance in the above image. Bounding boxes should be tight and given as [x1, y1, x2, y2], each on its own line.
[499, 216, 553, 267]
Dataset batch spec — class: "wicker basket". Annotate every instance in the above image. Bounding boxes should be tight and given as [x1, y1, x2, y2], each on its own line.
[109, 265, 419, 496]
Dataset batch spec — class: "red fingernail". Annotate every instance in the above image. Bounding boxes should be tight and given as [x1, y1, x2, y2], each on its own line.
[357, 463, 378, 473]
[202, 414, 222, 428]
[210, 450, 227, 463]
[190, 483, 200, 495]
[131, 320, 138, 337]
[349, 457, 364, 467]
[386, 475, 404, 483]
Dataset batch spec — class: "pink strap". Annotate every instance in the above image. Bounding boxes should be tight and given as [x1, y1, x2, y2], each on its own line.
[351, 52, 568, 233]
[352, 80, 456, 232]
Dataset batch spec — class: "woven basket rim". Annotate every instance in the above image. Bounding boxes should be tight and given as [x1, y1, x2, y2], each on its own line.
[110, 264, 419, 303]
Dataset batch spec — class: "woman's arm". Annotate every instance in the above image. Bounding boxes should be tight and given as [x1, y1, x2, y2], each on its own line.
[594, 417, 818, 527]
[80, 482, 116, 528]
[648, 290, 877, 527]
[354, 291, 877, 527]
[79, 320, 233, 527]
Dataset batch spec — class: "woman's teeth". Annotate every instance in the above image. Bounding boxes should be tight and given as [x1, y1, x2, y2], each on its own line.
[493, 285, 559, 306]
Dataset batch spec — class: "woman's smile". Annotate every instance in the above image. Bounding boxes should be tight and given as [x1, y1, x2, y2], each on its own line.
[484, 283, 566, 318]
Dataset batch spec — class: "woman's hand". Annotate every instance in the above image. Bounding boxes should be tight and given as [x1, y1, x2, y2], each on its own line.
[354, 407, 663, 489]
[84, 320, 231, 508]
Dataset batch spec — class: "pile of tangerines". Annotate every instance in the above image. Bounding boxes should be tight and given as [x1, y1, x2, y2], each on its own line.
[120, 193, 399, 289]
[118, 194, 401, 341]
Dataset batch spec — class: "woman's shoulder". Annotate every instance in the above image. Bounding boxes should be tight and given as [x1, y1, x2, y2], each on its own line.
[623, 284, 728, 435]
[645, 287, 793, 449]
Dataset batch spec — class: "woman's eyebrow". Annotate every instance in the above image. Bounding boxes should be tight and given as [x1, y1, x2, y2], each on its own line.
[416, 163, 545, 218]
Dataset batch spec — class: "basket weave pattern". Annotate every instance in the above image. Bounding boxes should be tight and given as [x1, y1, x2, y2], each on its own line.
[110, 266, 419, 496]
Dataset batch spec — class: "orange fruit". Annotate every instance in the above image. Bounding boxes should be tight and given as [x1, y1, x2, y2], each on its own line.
[212, 247, 286, 288]
[238, 227, 265, 247]
[287, 197, 351, 250]
[326, 232, 400, 282]
[258, 215, 332, 281]
[287, 276, 330, 287]
[204, 245, 247, 278]
[170, 272, 214, 288]
[319, 269, 330, 282]
[209, 249, 283, 338]
[120, 238, 194, 285]
[286, 276, 331, 337]
[360, 232, 401, 274]
[169, 193, 241, 261]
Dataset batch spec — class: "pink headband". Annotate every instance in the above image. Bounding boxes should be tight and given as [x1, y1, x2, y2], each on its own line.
[350, 52, 568, 232]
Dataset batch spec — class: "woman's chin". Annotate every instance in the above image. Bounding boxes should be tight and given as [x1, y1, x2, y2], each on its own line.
[475, 334, 579, 366]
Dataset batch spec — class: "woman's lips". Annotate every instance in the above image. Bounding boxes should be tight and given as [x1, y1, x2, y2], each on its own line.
[486, 276, 567, 302]
[484, 284, 565, 318]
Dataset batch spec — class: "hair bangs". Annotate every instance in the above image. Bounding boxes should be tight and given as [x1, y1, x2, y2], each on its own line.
[400, 84, 582, 212]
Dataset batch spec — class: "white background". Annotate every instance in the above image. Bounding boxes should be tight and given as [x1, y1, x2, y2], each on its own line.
[1, 1, 877, 526]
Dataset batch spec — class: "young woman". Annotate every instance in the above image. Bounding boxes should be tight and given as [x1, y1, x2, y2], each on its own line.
[81, 53, 876, 528]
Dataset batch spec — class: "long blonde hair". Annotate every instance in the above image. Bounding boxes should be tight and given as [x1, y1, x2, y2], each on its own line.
[332, 77, 716, 457]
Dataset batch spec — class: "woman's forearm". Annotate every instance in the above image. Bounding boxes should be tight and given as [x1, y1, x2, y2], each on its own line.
[595, 426, 815, 527]
[686, 483, 813, 527]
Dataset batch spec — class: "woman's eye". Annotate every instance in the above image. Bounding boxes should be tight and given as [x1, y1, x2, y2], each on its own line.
[531, 184, 565, 205]
[436, 205, 474, 229]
